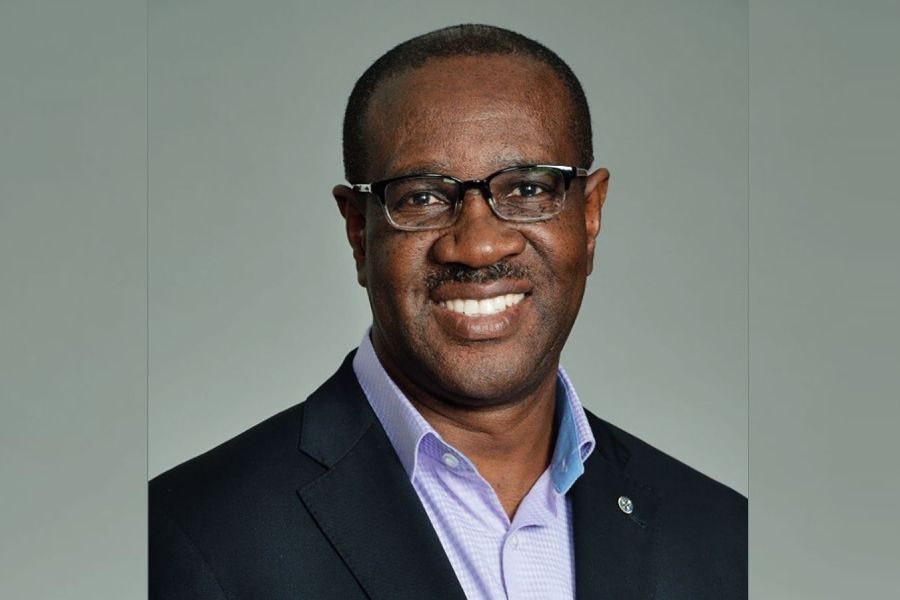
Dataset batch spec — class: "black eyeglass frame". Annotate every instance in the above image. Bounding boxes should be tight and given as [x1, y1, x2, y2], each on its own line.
[350, 164, 589, 231]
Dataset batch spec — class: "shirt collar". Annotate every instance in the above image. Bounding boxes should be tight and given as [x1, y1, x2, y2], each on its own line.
[352, 331, 595, 495]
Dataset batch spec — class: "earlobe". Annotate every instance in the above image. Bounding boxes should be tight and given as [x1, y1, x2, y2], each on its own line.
[333, 184, 368, 287]
[582, 168, 609, 276]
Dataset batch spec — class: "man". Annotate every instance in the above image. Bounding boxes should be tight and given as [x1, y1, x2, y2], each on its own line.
[150, 24, 747, 599]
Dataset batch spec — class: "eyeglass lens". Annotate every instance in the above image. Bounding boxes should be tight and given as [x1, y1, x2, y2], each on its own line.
[383, 167, 567, 230]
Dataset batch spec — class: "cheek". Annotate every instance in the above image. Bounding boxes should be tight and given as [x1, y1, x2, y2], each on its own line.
[535, 217, 589, 276]
[366, 231, 433, 312]
[530, 221, 590, 314]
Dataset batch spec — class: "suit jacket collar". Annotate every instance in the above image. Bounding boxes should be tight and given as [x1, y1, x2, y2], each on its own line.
[297, 351, 660, 600]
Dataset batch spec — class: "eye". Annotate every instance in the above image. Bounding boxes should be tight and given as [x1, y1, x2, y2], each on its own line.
[509, 182, 551, 198]
[399, 191, 450, 208]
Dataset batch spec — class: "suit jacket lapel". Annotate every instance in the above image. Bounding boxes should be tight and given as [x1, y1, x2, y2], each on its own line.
[296, 353, 466, 600]
[571, 417, 661, 600]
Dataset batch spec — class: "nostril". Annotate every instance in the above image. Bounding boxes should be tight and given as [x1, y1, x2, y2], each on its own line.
[431, 226, 526, 269]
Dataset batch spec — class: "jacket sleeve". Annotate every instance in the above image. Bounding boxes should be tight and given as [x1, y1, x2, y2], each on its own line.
[149, 501, 228, 600]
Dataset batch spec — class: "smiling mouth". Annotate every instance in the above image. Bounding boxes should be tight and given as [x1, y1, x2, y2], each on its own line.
[438, 293, 526, 316]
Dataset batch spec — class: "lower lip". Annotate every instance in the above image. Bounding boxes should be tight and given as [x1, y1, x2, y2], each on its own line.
[432, 297, 529, 341]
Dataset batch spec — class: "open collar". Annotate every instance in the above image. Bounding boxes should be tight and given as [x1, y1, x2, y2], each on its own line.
[351, 331, 596, 494]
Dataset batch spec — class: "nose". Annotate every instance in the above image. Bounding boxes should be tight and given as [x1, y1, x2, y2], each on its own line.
[430, 188, 527, 267]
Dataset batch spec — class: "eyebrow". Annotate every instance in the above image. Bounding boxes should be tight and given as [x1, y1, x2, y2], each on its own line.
[383, 161, 453, 178]
[384, 155, 542, 180]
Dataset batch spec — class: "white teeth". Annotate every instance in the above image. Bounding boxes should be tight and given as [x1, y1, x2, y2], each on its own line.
[440, 293, 525, 316]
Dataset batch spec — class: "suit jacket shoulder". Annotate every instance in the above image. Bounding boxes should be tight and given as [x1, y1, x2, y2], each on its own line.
[149, 400, 362, 599]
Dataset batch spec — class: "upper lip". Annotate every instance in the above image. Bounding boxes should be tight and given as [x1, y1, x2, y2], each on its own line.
[429, 280, 532, 303]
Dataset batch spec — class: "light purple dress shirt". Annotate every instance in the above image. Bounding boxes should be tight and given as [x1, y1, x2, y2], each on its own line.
[352, 333, 596, 600]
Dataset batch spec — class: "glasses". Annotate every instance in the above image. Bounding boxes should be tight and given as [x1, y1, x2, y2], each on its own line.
[351, 164, 588, 231]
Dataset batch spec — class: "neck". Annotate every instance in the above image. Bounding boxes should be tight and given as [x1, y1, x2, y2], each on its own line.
[407, 372, 560, 520]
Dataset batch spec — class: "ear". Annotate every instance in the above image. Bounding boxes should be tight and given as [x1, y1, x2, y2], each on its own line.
[333, 184, 368, 287]
[582, 168, 609, 276]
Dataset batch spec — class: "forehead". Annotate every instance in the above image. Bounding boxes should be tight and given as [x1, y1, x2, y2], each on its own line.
[364, 54, 576, 180]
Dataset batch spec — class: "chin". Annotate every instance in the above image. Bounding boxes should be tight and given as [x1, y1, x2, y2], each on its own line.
[421, 355, 549, 407]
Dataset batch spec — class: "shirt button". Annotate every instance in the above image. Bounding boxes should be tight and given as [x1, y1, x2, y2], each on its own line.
[441, 453, 460, 469]
[509, 534, 520, 549]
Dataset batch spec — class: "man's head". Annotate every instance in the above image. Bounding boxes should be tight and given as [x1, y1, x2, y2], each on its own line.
[333, 24, 609, 409]
[340, 24, 595, 184]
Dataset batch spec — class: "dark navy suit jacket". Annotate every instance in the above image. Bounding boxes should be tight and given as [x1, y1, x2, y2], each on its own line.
[150, 351, 747, 599]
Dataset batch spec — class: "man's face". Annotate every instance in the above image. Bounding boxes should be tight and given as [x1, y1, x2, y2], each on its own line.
[336, 54, 608, 407]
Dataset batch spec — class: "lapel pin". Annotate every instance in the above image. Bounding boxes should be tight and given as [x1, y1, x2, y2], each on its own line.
[617, 495, 634, 515]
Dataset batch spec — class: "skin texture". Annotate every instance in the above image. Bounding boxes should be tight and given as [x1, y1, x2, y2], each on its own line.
[334, 55, 609, 517]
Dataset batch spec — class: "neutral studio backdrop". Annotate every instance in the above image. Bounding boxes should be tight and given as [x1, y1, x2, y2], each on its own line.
[148, 0, 749, 495]
[4, 0, 900, 598]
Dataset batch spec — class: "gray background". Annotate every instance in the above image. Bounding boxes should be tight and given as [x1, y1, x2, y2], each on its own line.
[750, 0, 900, 596]
[2, 0, 898, 598]
[0, 1, 147, 597]
[148, 0, 750, 495]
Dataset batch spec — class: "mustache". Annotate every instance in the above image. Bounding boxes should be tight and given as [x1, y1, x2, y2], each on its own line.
[425, 262, 531, 291]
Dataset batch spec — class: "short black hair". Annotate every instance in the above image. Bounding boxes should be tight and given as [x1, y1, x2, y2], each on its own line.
[341, 24, 593, 182]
